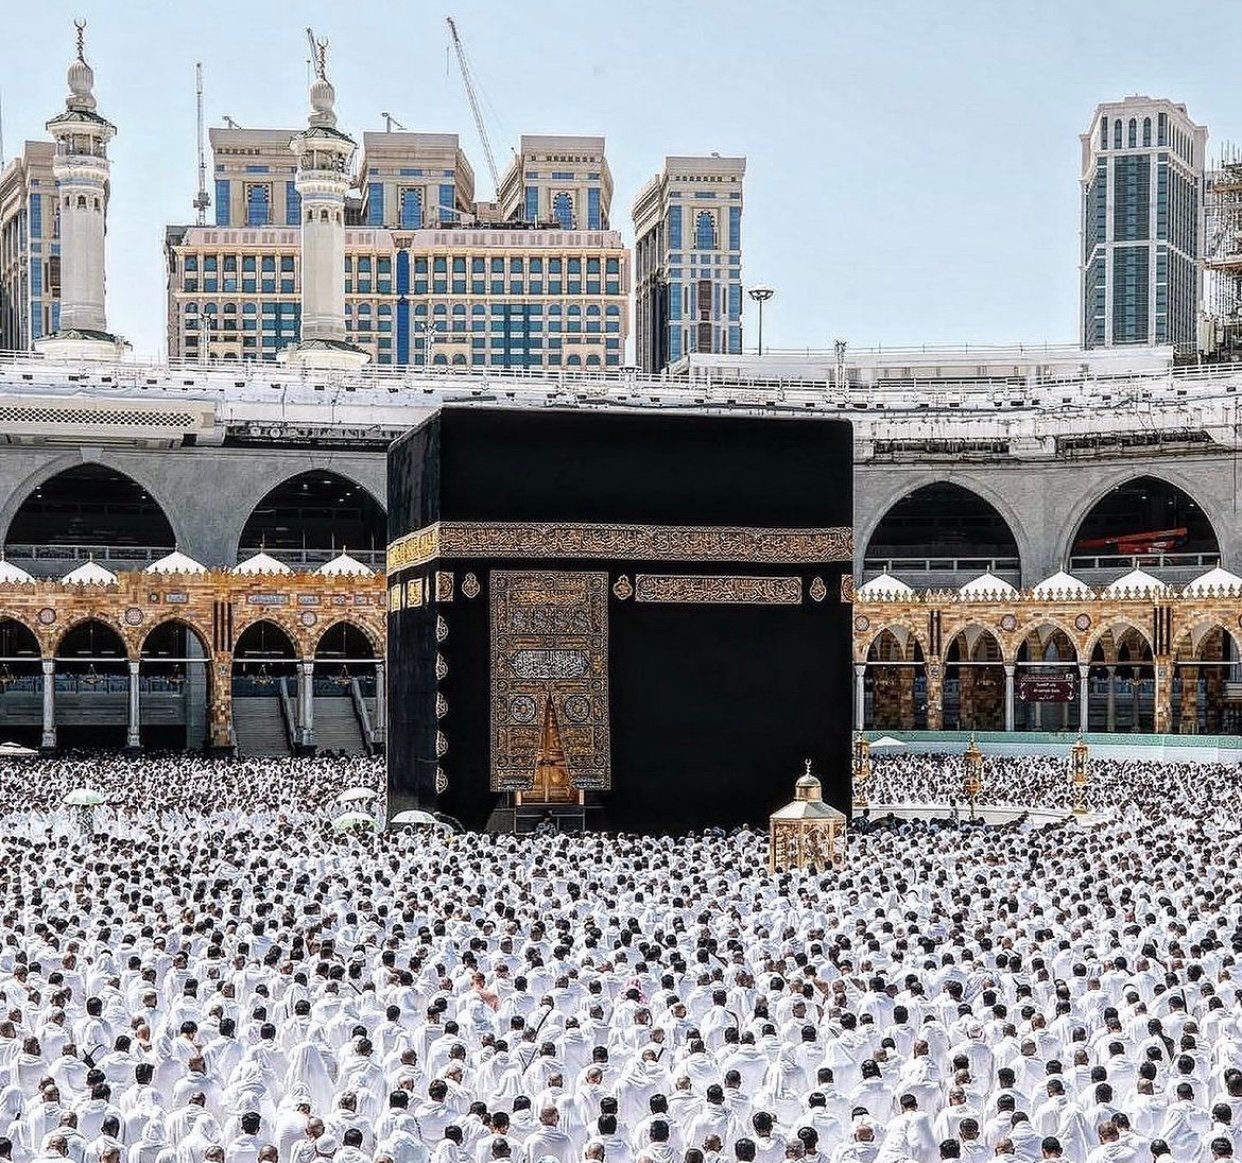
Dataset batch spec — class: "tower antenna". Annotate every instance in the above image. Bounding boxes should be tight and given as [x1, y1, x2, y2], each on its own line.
[305, 28, 327, 80]
[192, 63, 210, 226]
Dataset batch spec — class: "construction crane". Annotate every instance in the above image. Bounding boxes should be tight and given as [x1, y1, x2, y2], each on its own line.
[222, 115, 242, 129]
[381, 112, 407, 132]
[445, 16, 500, 195]
[192, 63, 210, 226]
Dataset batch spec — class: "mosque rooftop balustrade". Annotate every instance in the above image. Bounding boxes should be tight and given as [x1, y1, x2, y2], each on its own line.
[4, 350, 1242, 459]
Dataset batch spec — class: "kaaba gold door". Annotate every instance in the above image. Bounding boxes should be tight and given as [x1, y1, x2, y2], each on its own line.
[526, 692, 579, 804]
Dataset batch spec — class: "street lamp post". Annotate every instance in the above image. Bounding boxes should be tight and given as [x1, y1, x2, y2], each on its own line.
[852, 732, 872, 811]
[1070, 734, 1089, 815]
[748, 285, 774, 356]
[962, 734, 983, 821]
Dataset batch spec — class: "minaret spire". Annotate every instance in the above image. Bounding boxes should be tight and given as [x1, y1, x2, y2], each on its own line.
[34, 20, 129, 360]
[280, 28, 368, 369]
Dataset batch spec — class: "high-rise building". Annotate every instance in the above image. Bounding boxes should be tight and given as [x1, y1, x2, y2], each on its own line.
[1080, 97, 1206, 352]
[632, 155, 745, 374]
[166, 130, 629, 367]
[496, 135, 612, 229]
[0, 142, 58, 350]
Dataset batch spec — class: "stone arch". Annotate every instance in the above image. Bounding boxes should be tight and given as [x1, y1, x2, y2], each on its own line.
[232, 612, 309, 658]
[53, 614, 132, 659]
[859, 618, 929, 664]
[944, 624, 1005, 730]
[237, 469, 386, 568]
[1, 456, 184, 565]
[1086, 621, 1155, 733]
[1008, 616, 1084, 665]
[1085, 620, 1155, 664]
[859, 474, 1030, 585]
[139, 616, 212, 659]
[1014, 621, 1081, 732]
[314, 618, 380, 657]
[231, 619, 299, 694]
[1171, 620, 1241, 735]
[1063, 472, 1221, 572]
[863, 626, 927, 731]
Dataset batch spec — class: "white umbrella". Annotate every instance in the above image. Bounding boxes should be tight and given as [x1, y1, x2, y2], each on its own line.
[869, 736, 908, 754]
[336, 786, 378, 804]
[391, 809, 453, 832]
[63, 788, 106, 806]
[331, 811, 377, 833]
[0, 741, 38, 758]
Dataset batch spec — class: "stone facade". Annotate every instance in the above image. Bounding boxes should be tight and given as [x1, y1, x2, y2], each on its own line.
[854, 585, 1242, 735]
[0, 569, 385, 750]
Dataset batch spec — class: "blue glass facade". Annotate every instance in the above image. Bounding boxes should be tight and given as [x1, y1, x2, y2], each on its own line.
[214, 180, 231, 226]
[367, 183, 384, 227]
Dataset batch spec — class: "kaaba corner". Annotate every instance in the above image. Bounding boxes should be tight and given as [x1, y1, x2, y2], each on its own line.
[386, 407, 854, 833]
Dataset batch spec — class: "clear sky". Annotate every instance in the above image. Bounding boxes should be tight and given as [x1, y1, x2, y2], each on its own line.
[1, 0, 1238, 360]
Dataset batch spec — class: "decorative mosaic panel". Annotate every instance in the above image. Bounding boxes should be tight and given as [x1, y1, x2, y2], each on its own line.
[490, 570, 610, 792]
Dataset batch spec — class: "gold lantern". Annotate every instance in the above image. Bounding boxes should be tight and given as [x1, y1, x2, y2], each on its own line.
[962, 734, 983, 821]
[852, 733, 872, 810]
[769, 760, 847, 872]
[1070, 734, 1089, 815]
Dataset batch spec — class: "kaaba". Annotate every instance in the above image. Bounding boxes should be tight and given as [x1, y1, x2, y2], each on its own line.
[386, 407, 854, 833]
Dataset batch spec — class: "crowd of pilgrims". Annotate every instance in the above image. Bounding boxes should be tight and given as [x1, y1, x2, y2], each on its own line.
[0, 751, 1238, 1163]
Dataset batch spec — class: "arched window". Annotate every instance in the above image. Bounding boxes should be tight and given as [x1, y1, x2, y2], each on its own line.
[1142, 117, 1152, 147]
[1100, 117, 1109, 149]
[1128, 118, 1137, 148]
[552, 192, 574, 230]
[695, 211, 717, 250]
[399, 188, 423, 229]
[76, 194, 87, 209]
[246, 184, 271, 227]
[1114, 121, 1123, 149]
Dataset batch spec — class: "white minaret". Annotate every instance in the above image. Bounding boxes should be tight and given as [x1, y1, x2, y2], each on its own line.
[281, 35, 368, 369]
[34, 21, 129, 361]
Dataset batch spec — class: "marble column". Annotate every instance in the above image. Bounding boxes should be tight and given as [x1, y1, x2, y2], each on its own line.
[299, 660, 316, 751]
[373, 661, 386, 744]
[41, 658, 56, 752]
[126, 659, 141, 751]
